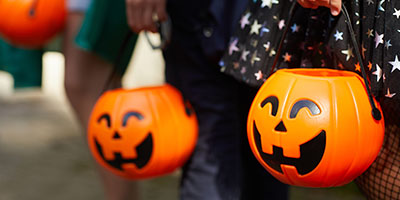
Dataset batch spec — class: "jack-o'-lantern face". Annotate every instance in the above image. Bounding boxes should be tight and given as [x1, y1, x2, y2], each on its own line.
[247, 69, 384, 187]
[94, 111, 153, 171]
[252, 96, 325, 175]
[88, 85, 198, 180]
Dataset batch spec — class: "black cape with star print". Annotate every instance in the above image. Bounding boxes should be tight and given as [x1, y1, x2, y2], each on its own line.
[220, 0, 400, 102]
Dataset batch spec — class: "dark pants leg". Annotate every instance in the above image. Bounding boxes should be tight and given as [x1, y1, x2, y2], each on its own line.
[163, 38, 289, 200]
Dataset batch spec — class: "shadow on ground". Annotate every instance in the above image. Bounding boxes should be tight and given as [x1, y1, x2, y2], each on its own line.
[0, 90, 365, 200]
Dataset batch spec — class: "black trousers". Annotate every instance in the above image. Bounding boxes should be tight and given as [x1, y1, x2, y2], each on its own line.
[163, 36, 289, 200]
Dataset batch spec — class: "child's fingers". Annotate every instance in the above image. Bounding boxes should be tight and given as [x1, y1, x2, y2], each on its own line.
[328, 0, 342, 16]
[297, 0, 319, 9]
[297, 0, 342, 16]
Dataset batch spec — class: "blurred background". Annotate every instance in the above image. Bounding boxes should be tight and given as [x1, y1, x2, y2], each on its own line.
[0, 33, 366, 200]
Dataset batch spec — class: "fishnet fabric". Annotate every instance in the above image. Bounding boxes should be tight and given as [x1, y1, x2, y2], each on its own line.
[355, 100, 400, 200]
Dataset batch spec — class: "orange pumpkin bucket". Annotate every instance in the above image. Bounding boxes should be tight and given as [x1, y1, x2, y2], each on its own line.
[0, 0, 66, 48]
[247, 68, 385, 187]
[246, 4, 384, 187]
[87, 84, 198, 179]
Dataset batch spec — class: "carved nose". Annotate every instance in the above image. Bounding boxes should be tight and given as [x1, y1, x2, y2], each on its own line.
[113, 132, 122, 139]
[274, 121, 287, 132]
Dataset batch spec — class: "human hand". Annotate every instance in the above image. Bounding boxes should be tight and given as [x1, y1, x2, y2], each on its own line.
[125, 0, 167, 33]
[297, 0, 342, 16]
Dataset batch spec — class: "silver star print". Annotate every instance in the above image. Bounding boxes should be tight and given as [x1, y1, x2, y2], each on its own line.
[366, 0, 374, 5]
[261, 0, 272, 8]
[260, 27, 270, 37]
[241, 50, 250, 61]
[362, 43, 367, 58]
[375, 31, 384, 48]
[240, 67, 246, 74]
[385, 40, 392, 50]
[334, 30, 344, 41]
[261, 0, 279, 8]
[291, 24, 299, 33]
[278, 19, 285, 30]
[255, 70, 263, 80]
[366, 29, 374, 38]
[240, 13, 251, 29]
[378, 0, 385, 12]
[385, 88, 396, 98]
[394, 8, 400, 19]
[229, 38, 239, 55]
[389, 55, 400, 72]
[282, 52, 292, 62]
[250, 20, 262, 35]
[341, 45, 354, 61]
[251, 51, 261, 65]
[269, 49, 276, 57]
[372, 64, 382, 82]
[263, 42, 271, 52]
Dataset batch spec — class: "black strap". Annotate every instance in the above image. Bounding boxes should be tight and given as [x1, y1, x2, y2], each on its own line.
[267, 2, 298, 76]
[268, 3, 382, 121]
[341, 5, 381, 120]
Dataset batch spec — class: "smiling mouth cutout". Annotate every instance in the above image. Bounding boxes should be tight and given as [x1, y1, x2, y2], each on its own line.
[95, 133, 153, 170]
[253, 121, 326, 175]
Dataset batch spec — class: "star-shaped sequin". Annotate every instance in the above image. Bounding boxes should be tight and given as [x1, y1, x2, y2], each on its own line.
[372, 64, 382, 82]
[385, 88, 396, 98]
[229, 38, 239, 55]
[389, 55, 400, 72]
[394, 8, 400, 19]
[355, 62, 361, 72]
[341, 45, 354, 61]
[291, 24, 299, 33]
[300, 59, 311, 67]
[366, 29, 374, 38]
[250, 20, 262, 35]
[368, 62, 373, 70]
[255, 70, 263, 80]
[385, 40, 392, 50]
[250, 51, 261, 65]
[378, 0, 385, 12]
[282, 52, 292, 62]
[263, 42, 271, 52]
[334, 30, 343, 41]
[240, 13, 251, 29]
[261, 0, 272, 8]
[241, 50, 250, 61]
[260, 26, 270, 37]
[362, 43, 367, 58]
[233, 62, 240, 69]
[374, 31, 384, 48]
[261, 0, 279, 8]
[269, 49, 276, 57]
[240, 67, 246, 74]
[278, 19, 285, 30]
[218, 60, 224, 67]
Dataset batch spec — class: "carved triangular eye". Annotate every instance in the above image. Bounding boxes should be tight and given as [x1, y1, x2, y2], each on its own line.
[261, 96, 279, 116]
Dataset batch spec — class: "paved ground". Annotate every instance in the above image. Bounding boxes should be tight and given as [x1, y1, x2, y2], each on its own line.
[0, 90, 179, 200]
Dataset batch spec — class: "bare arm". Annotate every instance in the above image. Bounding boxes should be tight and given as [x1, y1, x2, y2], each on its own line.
[125, 0, 167, 33]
